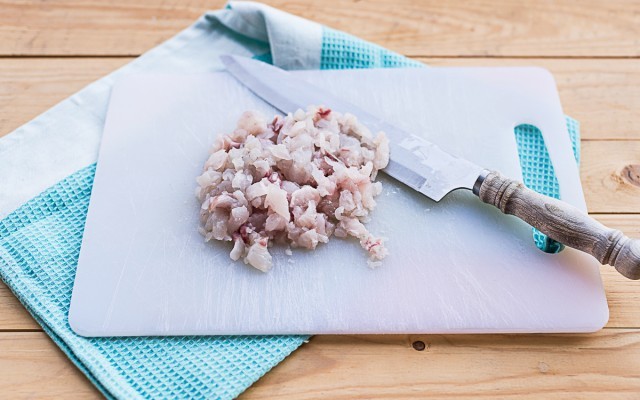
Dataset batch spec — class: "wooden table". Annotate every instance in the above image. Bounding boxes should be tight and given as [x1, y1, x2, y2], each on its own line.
[1, 1, 639, 398]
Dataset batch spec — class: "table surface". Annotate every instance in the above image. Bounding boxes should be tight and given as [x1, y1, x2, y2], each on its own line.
[0, 0, 639, 398]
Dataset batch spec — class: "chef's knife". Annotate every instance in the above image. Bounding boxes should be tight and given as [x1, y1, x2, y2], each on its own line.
[220, 54, 640, 280]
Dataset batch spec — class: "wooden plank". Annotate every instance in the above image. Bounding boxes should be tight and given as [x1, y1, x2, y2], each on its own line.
[0, 0, 638, 57]
[0, 0, 218, 57]
[582, 141, 640, 214]
[243, 330, 640, 399]
[0, 58, 639, 140]
[0, 332, 101, 399]
[0, 58, 130, 137]
[283, 0, 640, 58]
[0, 215, 638, 332]
[1, 330, 639, 399]
[0, 282, 38, 330]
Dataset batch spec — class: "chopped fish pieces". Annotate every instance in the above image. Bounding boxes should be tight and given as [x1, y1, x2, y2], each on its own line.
[196, 106, 390, 272]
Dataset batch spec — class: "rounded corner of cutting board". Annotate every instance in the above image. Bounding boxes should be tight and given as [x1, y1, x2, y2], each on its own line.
[68, 300, 98, 338]
[592, 299, 610, 332]
[575, 289, 610, 333]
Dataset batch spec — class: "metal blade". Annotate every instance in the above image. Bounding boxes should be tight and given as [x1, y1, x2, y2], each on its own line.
[220, 55, 485, 201]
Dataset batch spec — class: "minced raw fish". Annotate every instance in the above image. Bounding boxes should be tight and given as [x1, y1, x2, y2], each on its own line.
[195, 106, 390, 272]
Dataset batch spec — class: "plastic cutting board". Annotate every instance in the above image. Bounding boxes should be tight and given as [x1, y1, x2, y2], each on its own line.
[69, 67, 608, 336]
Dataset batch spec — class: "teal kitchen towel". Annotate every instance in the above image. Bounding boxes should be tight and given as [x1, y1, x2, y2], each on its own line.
[0, 2, 579, 399]
[0, 164, 304, 399]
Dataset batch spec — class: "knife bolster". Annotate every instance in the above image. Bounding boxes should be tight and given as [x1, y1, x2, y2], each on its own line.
[472, 169, 491, 196]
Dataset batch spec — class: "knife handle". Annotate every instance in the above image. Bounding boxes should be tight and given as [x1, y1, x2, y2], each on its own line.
[474, 170, 640, 280]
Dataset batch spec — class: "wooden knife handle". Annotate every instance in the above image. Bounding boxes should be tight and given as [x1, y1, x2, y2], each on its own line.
[474, 171, 640, 280]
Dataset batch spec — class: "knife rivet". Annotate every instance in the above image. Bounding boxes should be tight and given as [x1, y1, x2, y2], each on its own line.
[412, 340, 426, 351]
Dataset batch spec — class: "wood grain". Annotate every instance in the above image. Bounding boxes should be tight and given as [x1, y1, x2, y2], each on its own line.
[0, 283, 38, 330]
[243, 331, 640, 399]
[1, 58, 639, 140]
[1, 330, 640, 399]
[0, 58, 129, 137]
[0, 0, 219, 57]
[582, 141, 640, 214]
[0, 0, 639, 57]
[0, 332, 102, 399]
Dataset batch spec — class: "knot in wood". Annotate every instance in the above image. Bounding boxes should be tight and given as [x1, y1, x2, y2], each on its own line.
[621, 164, 640, 188]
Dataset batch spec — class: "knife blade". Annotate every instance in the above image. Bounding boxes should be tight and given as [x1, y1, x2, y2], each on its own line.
[219, 54, 484, 202]
[220, 54, 640, 280]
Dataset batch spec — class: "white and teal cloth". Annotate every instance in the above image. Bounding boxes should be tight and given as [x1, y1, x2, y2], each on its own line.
[0, 2, 579, 399]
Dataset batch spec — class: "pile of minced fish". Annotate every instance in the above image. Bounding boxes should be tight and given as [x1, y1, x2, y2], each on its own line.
[195, 106, 390, 272]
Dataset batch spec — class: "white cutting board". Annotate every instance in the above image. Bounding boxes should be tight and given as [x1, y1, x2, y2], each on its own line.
[69, 67, 608, 336]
